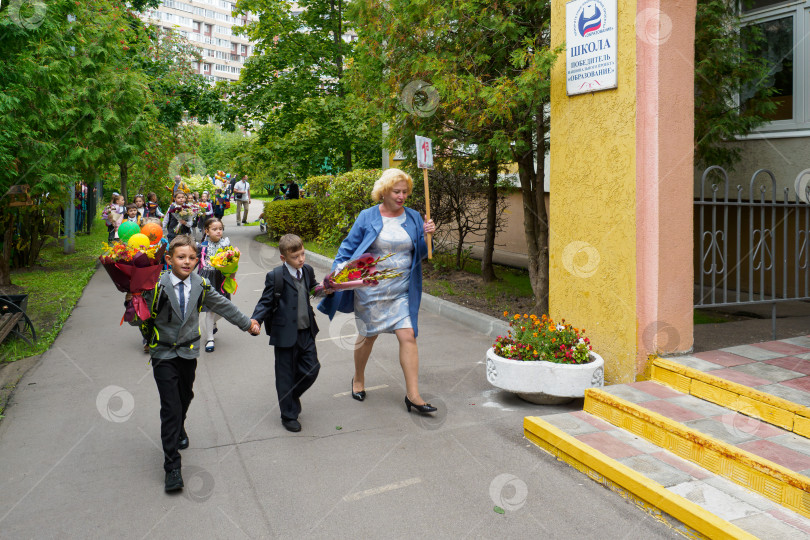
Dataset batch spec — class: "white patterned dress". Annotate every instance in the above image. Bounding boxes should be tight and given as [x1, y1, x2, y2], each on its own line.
[354, 213, 413, 336]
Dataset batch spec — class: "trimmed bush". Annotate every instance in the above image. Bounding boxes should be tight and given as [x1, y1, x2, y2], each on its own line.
[260, 199, 319, 240]
[305, 169, 380, 245]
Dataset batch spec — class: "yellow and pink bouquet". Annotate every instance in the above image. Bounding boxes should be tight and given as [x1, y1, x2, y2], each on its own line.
[210, 246, 240, 294]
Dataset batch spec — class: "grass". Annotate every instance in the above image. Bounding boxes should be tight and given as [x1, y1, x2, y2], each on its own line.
[0, 217, 107, 363]
[694, 309, 732, 325]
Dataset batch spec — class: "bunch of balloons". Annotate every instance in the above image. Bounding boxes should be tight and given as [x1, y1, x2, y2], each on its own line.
[118, 221, 164, 249]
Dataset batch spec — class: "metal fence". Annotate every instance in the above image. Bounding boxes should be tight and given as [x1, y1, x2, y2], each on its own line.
[696, 166, 810, 338]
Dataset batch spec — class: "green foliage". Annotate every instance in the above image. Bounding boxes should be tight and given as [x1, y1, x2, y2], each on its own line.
[694, 0, 779, 169]
[185, 175, 215, 196]
[303, 175, 334, 199]
[306, 169, 379, 245]
[260, 199, 320, 240]
[232, 0, 381, 177]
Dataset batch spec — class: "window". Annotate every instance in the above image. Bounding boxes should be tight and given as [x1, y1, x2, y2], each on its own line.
[741, 0, 807, 131]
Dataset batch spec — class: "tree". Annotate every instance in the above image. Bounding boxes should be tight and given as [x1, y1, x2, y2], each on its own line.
[232, 0, 380, 176]
[0, 0, 158, 283]
[425, 167, 506, 270]
[349, 0, 558, 311]
[693, 0, 779, 169]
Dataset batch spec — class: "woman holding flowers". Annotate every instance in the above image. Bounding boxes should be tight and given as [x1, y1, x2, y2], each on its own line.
[318, 168, 437, 414]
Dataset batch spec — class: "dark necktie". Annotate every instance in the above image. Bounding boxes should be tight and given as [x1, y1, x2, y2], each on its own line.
[177, 282, 185, 317]
[296, 269, 301, 281]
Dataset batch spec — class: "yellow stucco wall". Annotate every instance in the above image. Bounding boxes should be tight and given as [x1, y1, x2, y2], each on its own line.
[549, 0, 638, 384]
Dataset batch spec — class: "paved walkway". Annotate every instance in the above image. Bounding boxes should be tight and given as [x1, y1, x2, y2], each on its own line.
[0, 200, 677, 538]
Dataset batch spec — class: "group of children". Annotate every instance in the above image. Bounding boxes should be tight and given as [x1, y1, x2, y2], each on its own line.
[124, 221, 322, 492]
[103, 192, 164, 241]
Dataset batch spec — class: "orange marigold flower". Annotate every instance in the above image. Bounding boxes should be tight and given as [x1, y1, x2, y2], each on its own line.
[532, 332, 538, 337]
[513, 314, 520, 320]
[503, 311, 508, 317]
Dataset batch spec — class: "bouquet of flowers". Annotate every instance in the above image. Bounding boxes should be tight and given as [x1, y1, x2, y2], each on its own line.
[99, 242, 165, 323]
[493, 313, 593, 364]
[310, 253, 402, 296]
[170, 203, 199, 233]
[210, 246, 240, 294]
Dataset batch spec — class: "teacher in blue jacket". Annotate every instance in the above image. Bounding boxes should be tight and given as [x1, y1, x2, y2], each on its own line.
[318, 168, 437, 414]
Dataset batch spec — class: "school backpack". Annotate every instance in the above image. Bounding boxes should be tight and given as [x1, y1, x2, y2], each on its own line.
[140, 272, 211, 351]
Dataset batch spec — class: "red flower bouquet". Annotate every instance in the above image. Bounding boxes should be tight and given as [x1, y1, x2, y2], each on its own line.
[310, 253, 402, 296]
[99, 242, 166, 323]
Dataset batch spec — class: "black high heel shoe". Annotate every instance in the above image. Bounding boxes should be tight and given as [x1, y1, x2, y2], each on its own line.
[405, 396, 437, 414]
[351, 378, 366, 402]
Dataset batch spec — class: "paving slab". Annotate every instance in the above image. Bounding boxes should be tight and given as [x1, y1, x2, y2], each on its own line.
[727, 361, 805, 383]
[720, 344, 788, 361]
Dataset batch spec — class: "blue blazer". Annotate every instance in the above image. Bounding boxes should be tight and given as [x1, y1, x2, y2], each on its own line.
[317, 205, 429, 336]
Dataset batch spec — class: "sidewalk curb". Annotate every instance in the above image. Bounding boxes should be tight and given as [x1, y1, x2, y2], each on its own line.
[304, 250, 509, 340]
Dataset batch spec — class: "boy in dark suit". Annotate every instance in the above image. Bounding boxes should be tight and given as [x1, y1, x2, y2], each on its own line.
[251, 234, 321, 432]
[128, 235, 260, 491]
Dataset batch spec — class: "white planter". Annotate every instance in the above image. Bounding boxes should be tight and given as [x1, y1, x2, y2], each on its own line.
[485, 347, 604, 405]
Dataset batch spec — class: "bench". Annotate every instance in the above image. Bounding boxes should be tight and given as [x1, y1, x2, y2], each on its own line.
[0, 300, 36, 346]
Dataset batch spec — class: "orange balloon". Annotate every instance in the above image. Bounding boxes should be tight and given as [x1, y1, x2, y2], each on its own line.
[141, 222, 163, 244]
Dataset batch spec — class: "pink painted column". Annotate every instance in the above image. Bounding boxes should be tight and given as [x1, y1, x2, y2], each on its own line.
[635, 0, 695, 374]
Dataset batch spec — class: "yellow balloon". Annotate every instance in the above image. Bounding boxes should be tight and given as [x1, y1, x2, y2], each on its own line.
[127, 233, 151, 250]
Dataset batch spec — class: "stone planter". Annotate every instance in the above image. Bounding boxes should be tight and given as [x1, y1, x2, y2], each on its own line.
[485, 347, 604, 405]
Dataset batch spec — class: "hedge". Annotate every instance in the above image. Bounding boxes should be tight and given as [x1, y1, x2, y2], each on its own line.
[305, 169, 380, 245]
[260, 199, 319, 240]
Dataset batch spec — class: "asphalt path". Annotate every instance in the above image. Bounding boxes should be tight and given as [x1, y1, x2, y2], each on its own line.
[0, 200, 679, 539]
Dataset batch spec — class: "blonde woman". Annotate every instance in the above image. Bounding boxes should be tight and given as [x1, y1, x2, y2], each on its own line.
[318, 169, 437, 413]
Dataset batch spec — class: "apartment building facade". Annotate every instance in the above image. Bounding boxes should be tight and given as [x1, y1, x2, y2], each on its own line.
[140, 0, 258, 83]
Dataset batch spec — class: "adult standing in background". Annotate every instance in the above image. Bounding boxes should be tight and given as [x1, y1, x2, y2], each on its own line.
[285, 181, 300, 200]
[233, 175, 251, 226]
[318, 168, 437, 414]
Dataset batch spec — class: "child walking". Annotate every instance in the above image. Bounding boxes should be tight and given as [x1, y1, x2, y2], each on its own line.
[127, 235, 260, 492]
[251, 234, 323, 432]
[124, 203, 144, 227]
[146, 192, 164, 219]
[102, 193, 125, 242]
[163, 191, 192, 242]
[197, 217, 231, 352]
[133, 194, 147, 220]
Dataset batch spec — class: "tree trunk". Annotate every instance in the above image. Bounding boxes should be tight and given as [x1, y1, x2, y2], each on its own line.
[515, 115, 550, 315]
[0, 218, 13, 286]
[119, 160, 128, 201]
[481, 156, 498, 282]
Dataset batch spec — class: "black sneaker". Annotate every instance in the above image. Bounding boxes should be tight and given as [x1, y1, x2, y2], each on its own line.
[165, 469, 184, 492]
[178, 429, 189, 450]
[282, 418, 301, 432]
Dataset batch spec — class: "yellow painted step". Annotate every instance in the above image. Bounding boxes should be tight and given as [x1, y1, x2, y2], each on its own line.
[652, 357, 810, 437]
[524, 416, 757, 540]
[584, 388, 810, 519]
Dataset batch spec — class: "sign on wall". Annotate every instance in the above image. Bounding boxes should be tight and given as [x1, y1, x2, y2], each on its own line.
[566, 0, 618, 96]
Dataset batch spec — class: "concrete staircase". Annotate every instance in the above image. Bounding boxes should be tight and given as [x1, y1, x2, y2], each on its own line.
[525, 357, 810, 539]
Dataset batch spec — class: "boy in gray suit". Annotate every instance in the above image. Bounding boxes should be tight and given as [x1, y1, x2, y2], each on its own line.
[128, 235, 260, 492]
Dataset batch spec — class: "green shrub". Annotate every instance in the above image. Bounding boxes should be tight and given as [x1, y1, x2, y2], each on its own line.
[306, 169, 380, 245]
[185, 174, 215, 196]
[260, 199, 319, 240]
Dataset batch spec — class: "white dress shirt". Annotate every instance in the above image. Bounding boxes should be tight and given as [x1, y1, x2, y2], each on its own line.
[169, 273, 192, 316]
[284, 262, 303, 280]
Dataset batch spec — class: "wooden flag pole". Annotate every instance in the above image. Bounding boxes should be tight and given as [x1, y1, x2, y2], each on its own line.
[423, 168, 432, 259]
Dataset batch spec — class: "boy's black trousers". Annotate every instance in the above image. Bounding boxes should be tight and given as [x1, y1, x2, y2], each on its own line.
[274, 329, 320, 421]
[152, 356, 196, 472]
